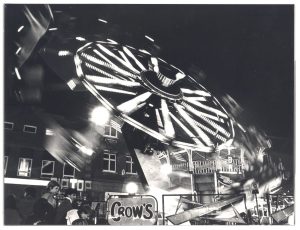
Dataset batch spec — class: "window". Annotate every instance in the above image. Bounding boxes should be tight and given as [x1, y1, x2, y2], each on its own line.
[103, 152, 116, 172]
[125, 156, 137, 174]
[228, 156, 232, 164]
[63, 163, 75, 178]
[5, 122, 14, 130]
[23, 125, 37, 134]
[41, 160, 55, 176]
[104, 125, 118, 138]
[18, 158, 32, 177]
[4, 156, 8, 175]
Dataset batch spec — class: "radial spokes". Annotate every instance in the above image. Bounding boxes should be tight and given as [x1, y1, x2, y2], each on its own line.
[75, 41, 234, 152]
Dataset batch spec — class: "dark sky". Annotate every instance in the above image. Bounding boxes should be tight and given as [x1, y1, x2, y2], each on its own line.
[6, 4, 294, 140]
[50, 4, 294, 138]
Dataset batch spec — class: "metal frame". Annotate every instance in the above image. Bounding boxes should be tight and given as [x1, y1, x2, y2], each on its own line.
[162, 193, 247, 225]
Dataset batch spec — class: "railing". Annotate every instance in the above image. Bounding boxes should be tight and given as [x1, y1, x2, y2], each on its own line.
[171, 160, 243, 174]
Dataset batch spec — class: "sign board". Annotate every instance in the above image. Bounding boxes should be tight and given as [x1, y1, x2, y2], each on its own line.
[107, 195, 158, 225]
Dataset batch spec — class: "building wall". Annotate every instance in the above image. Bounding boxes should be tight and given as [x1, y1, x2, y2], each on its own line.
[4, 106, 144, 201]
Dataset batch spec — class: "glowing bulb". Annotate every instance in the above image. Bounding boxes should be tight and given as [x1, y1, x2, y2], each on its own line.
[160, 164, 172, 175]
[126, 182, 138, 194]
[90, 106, 110, 126]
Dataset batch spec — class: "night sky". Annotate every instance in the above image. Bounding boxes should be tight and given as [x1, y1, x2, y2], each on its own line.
[49, 4, 294, 138]
[6, 4, 294, 146]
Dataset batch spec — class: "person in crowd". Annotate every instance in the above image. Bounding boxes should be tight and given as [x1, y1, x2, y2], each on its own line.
[72, 218, 88, 225]
[4, 194, 23, 225]
[54, 188, 77, 224]
[30, 180, 60, 224]
[66, 204, 93, 225]
[42, 180, 60, 208]
[18, 187, 37, 223]
[24, 198, 49, 225]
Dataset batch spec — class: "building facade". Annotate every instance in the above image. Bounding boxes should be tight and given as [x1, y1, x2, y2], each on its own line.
[4, 105, 144, 203]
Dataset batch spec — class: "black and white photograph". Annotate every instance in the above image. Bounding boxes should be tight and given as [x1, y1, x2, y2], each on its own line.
[2, 2, 295, 226]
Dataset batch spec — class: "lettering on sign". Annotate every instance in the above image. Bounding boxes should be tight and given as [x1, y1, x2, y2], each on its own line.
[107, 195, 157, 225]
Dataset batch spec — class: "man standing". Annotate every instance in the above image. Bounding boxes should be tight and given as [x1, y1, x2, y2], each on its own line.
[54, 188, 77, 225]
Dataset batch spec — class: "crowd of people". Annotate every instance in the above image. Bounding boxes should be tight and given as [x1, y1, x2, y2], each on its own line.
[5, 181, 95, 225]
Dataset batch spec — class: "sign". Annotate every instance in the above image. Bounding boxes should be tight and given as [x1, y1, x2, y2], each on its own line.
[107, 195, 158, 225]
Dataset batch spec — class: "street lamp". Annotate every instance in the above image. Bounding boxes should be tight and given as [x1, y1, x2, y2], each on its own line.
[126, 182, 138, 195]
[90, 106, 110, 126]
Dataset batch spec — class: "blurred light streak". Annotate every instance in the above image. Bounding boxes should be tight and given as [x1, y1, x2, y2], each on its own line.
[45, 129, 54, 136]
[58, 50, 72, 56]
[14, 67, 21, 80]
[76, 36, 86, 41]
[145, 35, 154, 42]
[78, 146, 94, 156]
[15, 47, 22, 55]
[98, 18, 108, 23]
[49, 27, 58, 31]
[17, 25, 24, 32]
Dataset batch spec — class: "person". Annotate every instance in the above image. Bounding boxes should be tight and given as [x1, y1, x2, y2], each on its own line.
[30, 180, 60, 224]
[4, 194, 22, 225]
[24, 198, 49, 225]
[42, 180, 60, 208]
[54, 188, 77, 224]
[66, 204, 92, 225]
[18, 187, 37, 223]
[72, 218, 88, 225]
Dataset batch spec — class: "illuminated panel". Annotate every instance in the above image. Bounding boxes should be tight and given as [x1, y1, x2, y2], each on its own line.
[174, 103, 213, 146]
[183, 96, 207, 101]
[155, 109, 164, 129]
[192, 119, 227, 143]
[123, 46, 147, 71]
[85, 75, 141, 87]
[181, 88, 211, 97]
[184, 97, 228, 118]
[169, 112, 202, 145]
[4, 178, 50, 186]
[182, 101, 224, 122]
[117, 92, 152, 114]
[82, 53, 129, 80]
[172, 141, 213, 153]
[84, 62, 123, 80]
[94, 85, 137, 95]
[97, 44, 140, 73]
[161, 99, 175, 138]
[92, 50, 138, 79]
